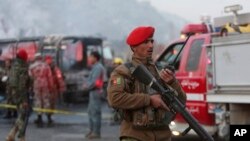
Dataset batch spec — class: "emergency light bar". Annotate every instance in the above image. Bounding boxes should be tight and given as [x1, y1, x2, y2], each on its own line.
[181, 24, 208, 35]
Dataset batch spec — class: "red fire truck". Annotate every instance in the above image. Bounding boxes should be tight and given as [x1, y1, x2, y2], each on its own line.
[156, 9, 250, 140]
[155, 23, 217, 135]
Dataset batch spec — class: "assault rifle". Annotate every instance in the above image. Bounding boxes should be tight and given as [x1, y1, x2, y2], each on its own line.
[131, 64, 214, 141]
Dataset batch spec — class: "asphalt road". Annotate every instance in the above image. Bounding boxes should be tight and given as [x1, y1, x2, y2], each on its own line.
[0, 102, 212, 141]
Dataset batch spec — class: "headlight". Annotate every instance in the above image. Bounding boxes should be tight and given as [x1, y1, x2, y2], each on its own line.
[172, 131, 181, 136]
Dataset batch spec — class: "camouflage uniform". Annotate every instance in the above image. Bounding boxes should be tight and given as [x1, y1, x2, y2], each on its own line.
[29, 59, 53, 124]
[5, 66, 13, 103]
[3, 62, 18, 118]
[6, 58, 31, 140]
[86, 62, 105, 137]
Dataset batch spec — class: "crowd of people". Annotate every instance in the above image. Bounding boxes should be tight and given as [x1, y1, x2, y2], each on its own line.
[1, 50, 65, 141]
[0, 26, 186, 141]
[1, 49, 108, 141]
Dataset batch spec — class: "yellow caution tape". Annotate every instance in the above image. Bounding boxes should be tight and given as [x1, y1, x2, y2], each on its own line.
[0, 104, 112, 119]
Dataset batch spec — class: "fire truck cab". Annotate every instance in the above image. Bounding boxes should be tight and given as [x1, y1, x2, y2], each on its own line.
[156, 23, 217, 136]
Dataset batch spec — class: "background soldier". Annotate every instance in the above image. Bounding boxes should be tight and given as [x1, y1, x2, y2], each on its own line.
[2, 58, 17, 119]
[83, 51, 105, 139]
[29, 53, 53, 127]
[6, 49, 31, 141]
[107, 26, 186, 141]
[44, 55, 66, 122]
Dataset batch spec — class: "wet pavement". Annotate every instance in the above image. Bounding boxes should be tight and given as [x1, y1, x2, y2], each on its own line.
[0, 101, 120, 141]
[0, 101, 207, 141]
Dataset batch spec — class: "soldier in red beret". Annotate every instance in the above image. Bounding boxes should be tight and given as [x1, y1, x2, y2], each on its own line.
[6, 49, 32, 141]
[107, 26, 186, 141]
[17, 49, 28, 62]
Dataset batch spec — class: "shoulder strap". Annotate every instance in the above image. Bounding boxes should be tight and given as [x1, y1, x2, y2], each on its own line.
[124, 62, 135, 74]
[123, 62, 136, 90]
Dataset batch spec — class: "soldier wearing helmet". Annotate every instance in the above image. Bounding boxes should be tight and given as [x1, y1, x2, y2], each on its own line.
[113, 57, 124, 66]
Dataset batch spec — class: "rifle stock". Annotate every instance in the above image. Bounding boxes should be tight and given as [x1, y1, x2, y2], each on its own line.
[131, 64, 214, 141]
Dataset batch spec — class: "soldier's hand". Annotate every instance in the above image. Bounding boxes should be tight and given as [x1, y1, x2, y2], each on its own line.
[159, 68, 175, 84]
[150, 94, 169, 111]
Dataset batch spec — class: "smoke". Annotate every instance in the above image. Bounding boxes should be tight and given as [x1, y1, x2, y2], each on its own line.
[0, 0, 50, 37]
[0, 0, 187, 43]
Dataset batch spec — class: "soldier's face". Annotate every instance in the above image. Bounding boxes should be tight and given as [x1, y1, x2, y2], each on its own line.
[133, 38, 154, 58]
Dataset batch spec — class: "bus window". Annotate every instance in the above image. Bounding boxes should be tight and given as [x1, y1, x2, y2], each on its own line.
[61, 42, 85, 71]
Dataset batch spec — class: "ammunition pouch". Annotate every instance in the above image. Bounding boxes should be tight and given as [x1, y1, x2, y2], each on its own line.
[115, 109, 132, 122]
[131, 106, 175, 130]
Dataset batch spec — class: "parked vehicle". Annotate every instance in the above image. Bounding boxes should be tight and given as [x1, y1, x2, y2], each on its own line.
[0, 36, 112, 103]
[156, 23, 217, 136]
[156, 11, 250, 139]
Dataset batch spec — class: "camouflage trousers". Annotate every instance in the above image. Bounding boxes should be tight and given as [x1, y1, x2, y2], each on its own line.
[6, 87, 15, 104]
[34, 88, 55, 114]
[5, 88, 17, 113]
[10, 103, 28, 138]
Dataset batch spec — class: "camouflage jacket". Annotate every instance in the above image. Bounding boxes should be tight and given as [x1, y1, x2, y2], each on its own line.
[9, 58, 31, 103]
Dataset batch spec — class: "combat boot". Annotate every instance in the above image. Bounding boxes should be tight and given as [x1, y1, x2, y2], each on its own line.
[19, 136, 25, 141]
[6, 126, 18, 141]
[5, 135, 15, 141]
[47, 114, 54, 127]
[34, 115, 44, 127]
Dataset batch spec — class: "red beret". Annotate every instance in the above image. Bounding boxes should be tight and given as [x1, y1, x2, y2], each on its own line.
[45, 55, 53, 64]
[126, 26, 155, 46]
[17, 49, 28, 61]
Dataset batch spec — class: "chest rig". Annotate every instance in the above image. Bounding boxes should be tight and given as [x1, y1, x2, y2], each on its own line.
[123, 62, 175, 130]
